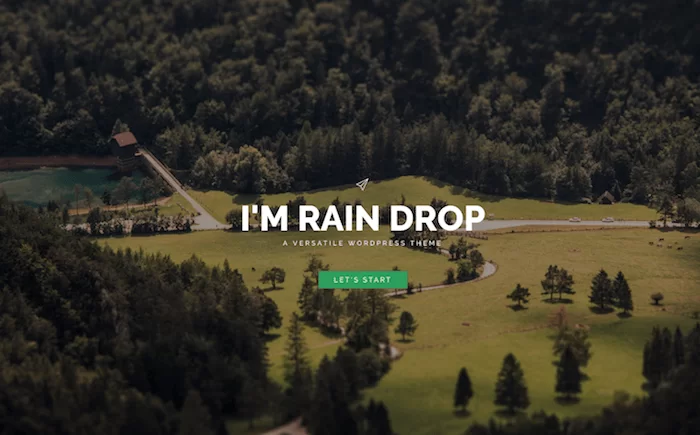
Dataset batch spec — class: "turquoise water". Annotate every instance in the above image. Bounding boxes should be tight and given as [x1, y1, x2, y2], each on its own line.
[0, 167, 146, 208]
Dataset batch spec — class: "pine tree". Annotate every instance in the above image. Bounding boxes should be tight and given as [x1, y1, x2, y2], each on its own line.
[334, 347, 363, 401]
[612, 271, 633, 314]
[283, 312, 312, 417]
[553, 327, 592, 368]
[541, 265, 559, 301]
[555, 346, 582, 399]
[589, 269, 613, 311]
[297, 276, 317, 321]
[308, 356, 357, 435]
[673, 327, 685, 368]
[453, 367, 474, 412]
[687, 323, 700, 365]
[394, 311, 418, 341]
[555, 268, 575, 301]
[494, 353, 530, 414]
[643, 326, 674, 388]
[507, 283, 530, 307]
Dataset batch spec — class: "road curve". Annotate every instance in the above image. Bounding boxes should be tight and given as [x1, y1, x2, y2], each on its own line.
[390, 261, 497, 297]
[140, 148, 226, 230]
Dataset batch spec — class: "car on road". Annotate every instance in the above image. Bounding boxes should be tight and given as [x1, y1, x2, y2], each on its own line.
[569, 217, 582, 222]
[602, 216, 615, 223]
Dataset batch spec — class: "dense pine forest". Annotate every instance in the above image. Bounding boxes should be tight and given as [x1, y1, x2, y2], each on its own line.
[1, 0, 699, 203]
[0, 194, 277, 433]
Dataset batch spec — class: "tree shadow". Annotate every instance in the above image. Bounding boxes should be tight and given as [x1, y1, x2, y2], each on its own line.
[589, 306, 615, 314]
[617, 311, 632, 319]
[262, 286, 285, 292]
[543, 298, 574, 304]
[555, 396, 581, 406]
[262, 333, 281, 342]
[453, 409, 472, 418]
[397, 338, 415, 344]
[390, 294, 407, 299]
[319, 326, 343, 339]
[494, 409, 526, 419]
[231, 193, 261, 205]
[508, 304, 528, 312]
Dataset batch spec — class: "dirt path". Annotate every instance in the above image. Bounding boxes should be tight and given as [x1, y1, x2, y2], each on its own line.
[261, 418, 305, 435]
[139, 148, 227, 230]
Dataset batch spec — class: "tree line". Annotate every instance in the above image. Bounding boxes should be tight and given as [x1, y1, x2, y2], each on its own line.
[507, 266, 634, 316]
[2, 0, 700, 205]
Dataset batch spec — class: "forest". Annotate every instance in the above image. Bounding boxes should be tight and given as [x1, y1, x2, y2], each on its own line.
[1, 0, 700, 203]
[0, 193, 278, 433]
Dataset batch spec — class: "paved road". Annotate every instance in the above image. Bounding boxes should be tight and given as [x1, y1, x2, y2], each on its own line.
[468, 219, 663, 231]
[390, 260, 497, 297]
[140, 149, 226, 230]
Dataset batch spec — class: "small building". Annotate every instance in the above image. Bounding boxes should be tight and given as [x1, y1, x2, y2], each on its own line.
[598, 191, 616, 205]
[110, 132, 139, 171]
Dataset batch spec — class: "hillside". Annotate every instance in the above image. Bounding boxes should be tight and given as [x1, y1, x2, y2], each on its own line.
[1, 0, 700, 205]
[189, 176, 657, 223]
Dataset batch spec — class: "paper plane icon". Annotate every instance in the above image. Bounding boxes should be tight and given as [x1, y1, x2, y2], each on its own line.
[356, 178, 370, 191]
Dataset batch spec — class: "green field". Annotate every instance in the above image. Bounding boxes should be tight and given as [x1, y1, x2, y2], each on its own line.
[157, 192, 197, 216]
[102, 227, 700, 434]
[188, 176, 657, 223]
[102, 229, 451, 374]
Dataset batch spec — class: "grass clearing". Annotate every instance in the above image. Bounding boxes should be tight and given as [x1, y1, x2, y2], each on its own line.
[188, 176, 656, 223]
[101, 229, 450, 377]
[101, 227, 700, 434]
[367, 229, 700, 434]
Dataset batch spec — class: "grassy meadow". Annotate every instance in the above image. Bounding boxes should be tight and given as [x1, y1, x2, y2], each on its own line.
[188, 176, 657, 223]
[101, 226, 700, 434]
[101, 229, 451, 377]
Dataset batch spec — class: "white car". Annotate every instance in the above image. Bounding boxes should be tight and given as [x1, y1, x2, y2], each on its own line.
[602, 217, 615, 223]
[569, 217, 582, 223]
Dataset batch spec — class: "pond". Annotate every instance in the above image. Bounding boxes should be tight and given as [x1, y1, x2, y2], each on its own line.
[0, 167, 146, 208]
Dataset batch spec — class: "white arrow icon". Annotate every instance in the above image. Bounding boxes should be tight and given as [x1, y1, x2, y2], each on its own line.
[356, 178, 369, 191]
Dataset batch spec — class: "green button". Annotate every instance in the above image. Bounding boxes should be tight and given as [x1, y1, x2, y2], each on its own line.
[318, 271, 409, 289]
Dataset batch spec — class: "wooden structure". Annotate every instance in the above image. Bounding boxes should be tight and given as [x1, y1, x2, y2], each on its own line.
[598, 190, 615, 205]
[110, 132, 139, 171]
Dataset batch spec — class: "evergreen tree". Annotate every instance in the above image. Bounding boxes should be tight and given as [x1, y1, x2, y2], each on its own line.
[507, 283, 530, 307]
[305, 254, 329, 285]
[555, 346, 582, 399]
[589, 269, 613, 311]
[612, 271, 633, 314]
[555, 268, 575, 301]
[643, 326, 674, 388]
[494, 353, 530, 414]
[283, 312, 313, 417]
[335, 347, 363, 401]
[453, 367, 474, 412]
[656, 194, 675, 227]
[541, 265, 559, 301]
[673, 326, 685, 368]
[553, 327, 592, 368]
[297, 276, 317, 321]
[308, 356, 357, 435]
[394, 311, 418, 341]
